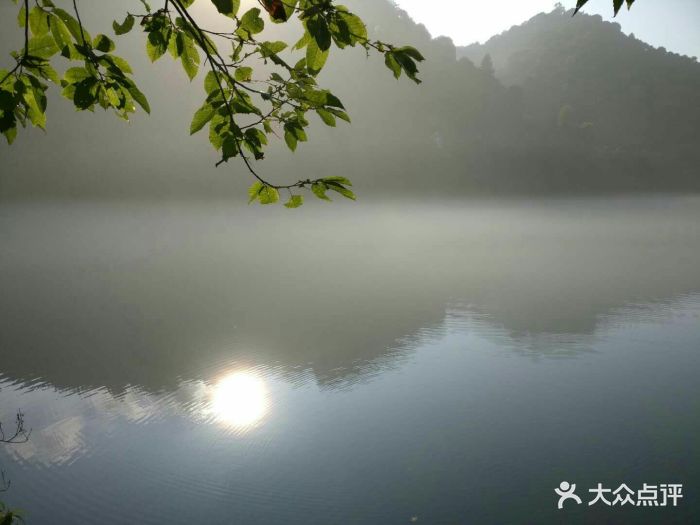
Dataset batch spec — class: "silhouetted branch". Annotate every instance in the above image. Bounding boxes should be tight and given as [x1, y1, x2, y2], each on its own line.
[0, 412, 31, 445]
[0, 411, 30, 523]
[0, 470, 9, 493]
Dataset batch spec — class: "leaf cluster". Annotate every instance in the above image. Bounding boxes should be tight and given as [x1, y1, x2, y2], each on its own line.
[1, 0, 147, 145]
[247, 175, 354, 207]
[1, 0, 424, 207]
[574, 0, 636, 16]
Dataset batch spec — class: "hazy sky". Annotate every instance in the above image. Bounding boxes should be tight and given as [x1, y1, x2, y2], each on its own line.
[393, 0, 700, 57]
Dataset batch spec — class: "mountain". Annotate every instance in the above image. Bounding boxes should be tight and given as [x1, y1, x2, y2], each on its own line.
[1, 1, 698, 199]
[454, 5, 700, 193]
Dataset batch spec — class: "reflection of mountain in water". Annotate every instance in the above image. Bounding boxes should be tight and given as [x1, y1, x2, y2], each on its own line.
[3, 293, 699, 469]
[1, 198, 699, 393]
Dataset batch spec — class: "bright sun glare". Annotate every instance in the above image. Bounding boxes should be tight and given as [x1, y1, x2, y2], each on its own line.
[209, 371, 269, 430]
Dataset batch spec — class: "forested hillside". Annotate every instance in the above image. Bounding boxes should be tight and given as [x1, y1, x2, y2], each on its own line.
[456, 4, 700, 193]
[269, 1, 700, 194]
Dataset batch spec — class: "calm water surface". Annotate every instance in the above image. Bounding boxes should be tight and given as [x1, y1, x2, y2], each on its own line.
[0, 198, 699, 524]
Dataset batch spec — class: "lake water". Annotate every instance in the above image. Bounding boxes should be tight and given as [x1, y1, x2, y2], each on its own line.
[1, 197, 699, 524]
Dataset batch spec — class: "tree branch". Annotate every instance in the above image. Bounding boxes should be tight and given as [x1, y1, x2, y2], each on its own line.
[0, 411, 31, 445]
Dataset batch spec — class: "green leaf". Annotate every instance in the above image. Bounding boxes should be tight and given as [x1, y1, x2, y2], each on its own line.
[574, 0, 589, 13]
[113, 14, 135, 35]
[29, 6, 50, 36]
[248, 182, 281, 205]
[180, 34, 200, 80]
[127, 83, 150, 113]
[231, 93, 260, 114]
[93, 34, 115, 53]
[325, 92, 344, 109]
[244, 136, 267, 156]
[28, 34, 59, 59]
[222, 135, 238, 159]
[105, 86, 121, 107]
[260, 40, 287, 57]
[190, 102, 215, 134]
[25, 59, 59, 83]
[0, 70, 11, 90]
[316, 108, 336, 127]
[293, 31, 311, 51]
[393, 50, 421, 84]
[384, 52, 401, 79]
[211, 0, 240, 18]
[235, 66, 253, 82]
[339, 11, 367, 43]
[245, 127, 267, 144]
[49, 13, 73, 52]
[326, 182, 356, 200]
[169, 31, 184, 58]
[22, 85, 47, 128]
[208, 113, 226, 149]
[2, 125, 18, 145]
[64, 66, 91, 83]
[284, 194, 303, 208]
[322, 176, 352, 185]
[104, 54, 133, 74]
[574, 0, 635, 15]
[18, 4, 26, 28]
[204, 71, 220, 94]
[237, 8, 264, 39]
[311, 182, 331, 201]
[146, 30, 169, 62]
[306, 38, 329, 76]
[328, 107, 350, 123]
[284, 127, 297, 151]
[0, 88, 14, 111]
[53, 8, 90, 43]
[248, 181, 263, 203]
[306, 16, 331, 52]
[258, 185, 279, 205]
[283, 0, 298, 21]
[72, 78, 97, 110]
[395, 46, 425, 62]
[285, 121, 307, 143]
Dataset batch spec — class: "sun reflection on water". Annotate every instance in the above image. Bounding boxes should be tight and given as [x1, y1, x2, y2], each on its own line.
[209, 371, 269, 430]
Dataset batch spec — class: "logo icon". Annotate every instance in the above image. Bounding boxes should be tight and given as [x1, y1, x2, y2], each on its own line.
[555, 481, 582, 509]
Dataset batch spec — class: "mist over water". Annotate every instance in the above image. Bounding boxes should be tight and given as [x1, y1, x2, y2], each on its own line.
[2, 197, 699, 390]
[1, 197, 698, 523]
